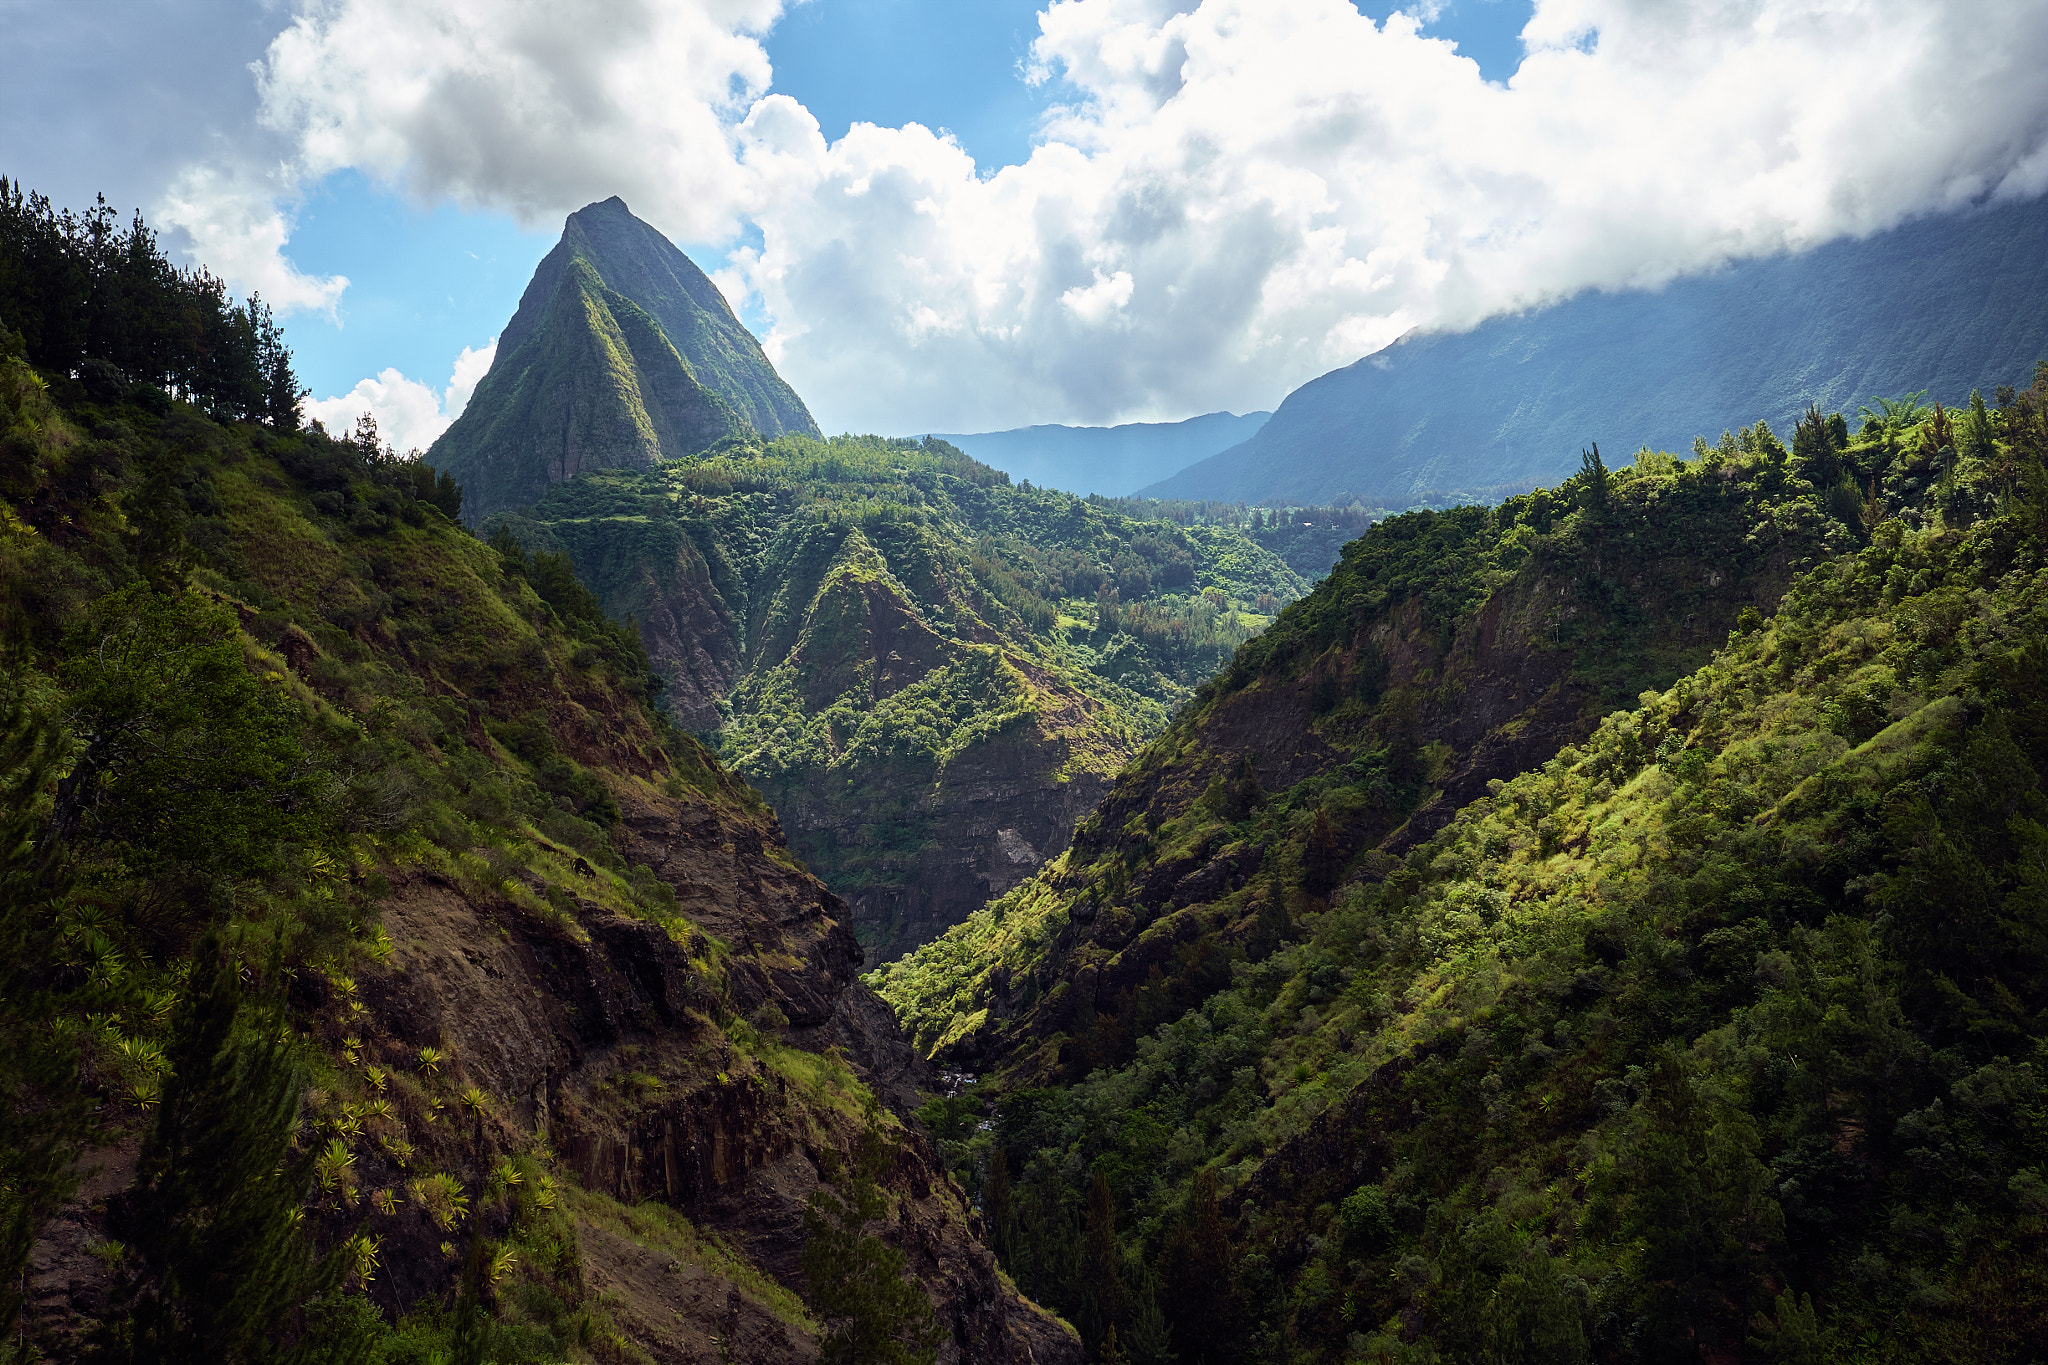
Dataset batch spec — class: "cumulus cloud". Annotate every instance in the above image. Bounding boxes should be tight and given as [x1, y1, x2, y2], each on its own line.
[156, 163, 349, 317]
[305, 338, 497, 454]
[256, 0, 783, 237]
[233, 0, 2048, 430]
[735, 0, 2048, 429]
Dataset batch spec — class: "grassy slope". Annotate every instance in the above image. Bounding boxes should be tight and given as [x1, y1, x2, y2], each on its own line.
[879, 381, 2048, 1361]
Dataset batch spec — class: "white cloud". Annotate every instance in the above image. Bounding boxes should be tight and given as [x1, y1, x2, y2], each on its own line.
[255, 0, 784, 238]
[156, 164, 349, 317]
[305, 337, 497, 454]
[210, 0, 2048, 430]
[733, 0, 2048, 430]
[444, 338, 496, 416]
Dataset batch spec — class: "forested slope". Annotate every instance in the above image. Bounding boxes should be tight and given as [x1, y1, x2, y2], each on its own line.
[878, 375, 2048, 1362]
[498, 437, 1306, 960]
[0, 195, 1076, 1365]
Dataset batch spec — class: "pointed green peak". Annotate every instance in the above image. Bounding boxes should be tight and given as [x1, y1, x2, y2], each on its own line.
[430, 196, 816, 520]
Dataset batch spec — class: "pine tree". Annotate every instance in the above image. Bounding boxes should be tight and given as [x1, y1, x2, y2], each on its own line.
[1078, 1172, 1128, 1351]
[1577, 442, 1609, 516]
[982, 1145, 1016, 1265]
[112, 942, 370, 1364]
[801, 1110, 942, 1365]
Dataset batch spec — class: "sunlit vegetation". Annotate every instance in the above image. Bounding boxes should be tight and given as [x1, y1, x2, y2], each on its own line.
[501, 431, 1309, 919]
[879, 371, 2048, 1362]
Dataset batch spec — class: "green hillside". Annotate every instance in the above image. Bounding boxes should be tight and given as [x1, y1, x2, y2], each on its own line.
[531, 197, 818, 441]
[0, 195, 1076, 1364]
[498, 434, 1307, 959]
[875, 377, 2048, 1361]
[429, 197, 818, 520]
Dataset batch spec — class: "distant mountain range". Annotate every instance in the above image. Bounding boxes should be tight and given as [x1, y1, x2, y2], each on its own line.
[1143, 193, 2048, 506]
[431, 196, 817, 518]
[929, 410, 1269, 496]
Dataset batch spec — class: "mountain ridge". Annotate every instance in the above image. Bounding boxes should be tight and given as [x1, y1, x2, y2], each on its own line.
[931, 411, 1270, 497]
[1144, 193, 2048, 507]
[877, 371, 2048, 1362]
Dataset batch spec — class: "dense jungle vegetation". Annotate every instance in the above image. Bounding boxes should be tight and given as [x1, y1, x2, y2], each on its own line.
[880, 377, 2048, 1362]
[498, 435, 1307, 935]
[1088, 497, 1391, 583]
[0, 194, 953, 1364]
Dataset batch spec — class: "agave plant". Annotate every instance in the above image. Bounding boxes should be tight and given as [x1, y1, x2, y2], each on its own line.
[492, 1156, 523, 1190]
[409, 1173, 469, 1231]
[333, 1104, 369, 1139]
[487, 1244, 519, 1286]
[314, 1138, 356, 1193]
[458, 1085, 489, 1118]
[530, 1172, 558, 1212]
[416, 1045, 443, 1076]
[342, 1232, 380, 1286]
[371, 1187, 399, 1216]
[363, 1064, 388, 1093]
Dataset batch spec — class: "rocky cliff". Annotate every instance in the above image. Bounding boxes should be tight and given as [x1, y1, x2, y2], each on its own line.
[0, 346, 1077, 1363]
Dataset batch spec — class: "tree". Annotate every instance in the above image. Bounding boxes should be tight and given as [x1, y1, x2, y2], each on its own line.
[0, 688, 88, 1343]
[1078, 1172, 1128, 1351]
[801, 1112, 943, 1365]
[982, 1145, 1016, 1265]
[1577, 443, 1608, 517]
[1792, 403, 1843, 488]
[110, 941, 372, 1364]
[48, 586, 328, 895]
[1159, 1169, 1241, 1365]
[1304, 807, 1343, 893]
[1961, 388, 1997, 463]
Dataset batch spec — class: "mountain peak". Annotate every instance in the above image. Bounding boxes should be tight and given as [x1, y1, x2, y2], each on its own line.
[429, 197, 820, 519]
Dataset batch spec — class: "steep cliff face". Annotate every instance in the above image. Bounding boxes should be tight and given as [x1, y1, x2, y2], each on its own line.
[0, 354, 1076, 1364]
[430, 198, 817, 521]
[348, 783, 1078, 1364]
[501, 439, 1306, 960]
[430, 252, 747, 519]
[534, 198, 819, 443]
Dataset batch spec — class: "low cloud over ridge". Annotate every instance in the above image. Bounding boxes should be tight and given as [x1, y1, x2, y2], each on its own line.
[186, 0, 2048, 433]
